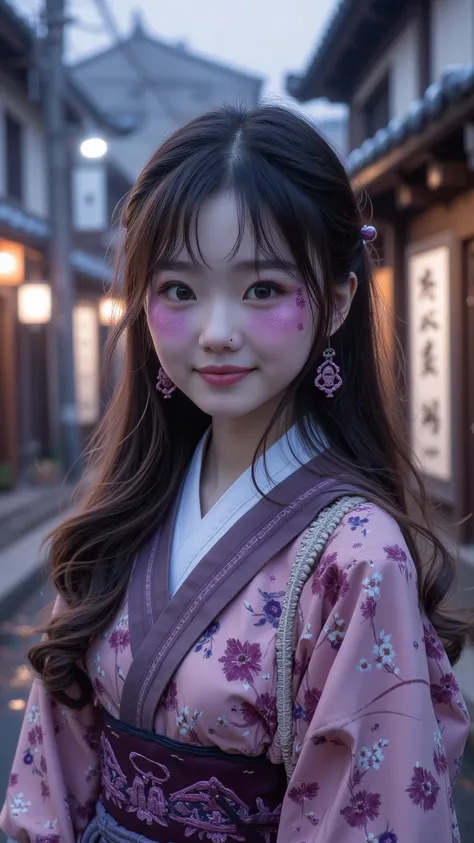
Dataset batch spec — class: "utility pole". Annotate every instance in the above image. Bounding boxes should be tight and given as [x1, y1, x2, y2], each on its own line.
[42, 0, 83, 480]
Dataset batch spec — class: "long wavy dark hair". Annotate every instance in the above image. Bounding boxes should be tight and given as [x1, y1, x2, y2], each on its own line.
[30, 104, 471, 707]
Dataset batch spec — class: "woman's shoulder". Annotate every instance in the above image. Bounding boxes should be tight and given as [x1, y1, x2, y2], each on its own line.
[322, 499, 410, 559]
[294, 499, 423, 661]
[297, 498, 411, 562]
[293, 498, 417, 600]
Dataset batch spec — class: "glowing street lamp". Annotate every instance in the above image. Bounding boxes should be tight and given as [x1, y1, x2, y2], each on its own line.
[80, 136, 108, 160]
[0, 251, 17, 275]
[18, 283, 52, 325]
[0, 241, 24, 286]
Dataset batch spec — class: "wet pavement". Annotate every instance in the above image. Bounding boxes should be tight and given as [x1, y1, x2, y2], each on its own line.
[0, 581, 473, 842]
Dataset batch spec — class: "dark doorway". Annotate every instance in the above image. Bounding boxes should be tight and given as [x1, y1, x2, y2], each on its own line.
[17, 321, 50, 476]
[0, 288, 18, 488]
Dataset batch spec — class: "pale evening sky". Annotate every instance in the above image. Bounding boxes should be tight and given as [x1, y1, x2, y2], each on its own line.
[9, 0, 344, 116]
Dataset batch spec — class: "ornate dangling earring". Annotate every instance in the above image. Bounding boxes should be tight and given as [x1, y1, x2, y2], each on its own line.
[314, 342, 343, 398]
[156, 366, 176, 399]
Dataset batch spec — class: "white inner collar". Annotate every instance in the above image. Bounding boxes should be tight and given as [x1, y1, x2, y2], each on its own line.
[170, 423, 326, 597]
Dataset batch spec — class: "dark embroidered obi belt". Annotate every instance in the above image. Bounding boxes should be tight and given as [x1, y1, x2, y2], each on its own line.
[99, 709, 286, 842]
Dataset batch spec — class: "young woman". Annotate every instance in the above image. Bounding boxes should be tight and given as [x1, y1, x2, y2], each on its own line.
[1, 105, 470, 843]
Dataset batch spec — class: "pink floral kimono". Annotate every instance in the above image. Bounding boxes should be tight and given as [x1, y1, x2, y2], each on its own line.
[0, 429, 470, 843]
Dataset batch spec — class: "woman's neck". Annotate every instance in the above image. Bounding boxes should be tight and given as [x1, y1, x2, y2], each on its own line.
[199, 403, 291, 516]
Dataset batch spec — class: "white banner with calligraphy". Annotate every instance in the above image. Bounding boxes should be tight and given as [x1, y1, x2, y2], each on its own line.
[408, 244, 452, 482]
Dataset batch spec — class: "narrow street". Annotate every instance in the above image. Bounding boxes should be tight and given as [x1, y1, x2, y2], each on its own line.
[0, 580, 473, 842]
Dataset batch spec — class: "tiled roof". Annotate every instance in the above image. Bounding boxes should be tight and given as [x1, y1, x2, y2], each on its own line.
[346, 65, 474, 176]
[73, 18, 263, 88]
[70, 250, 114, 283]
[287, 0, 408, 103]
[0, 200, 49, 240]
[0, 199, 114, 284]
[287, 0, 354, 101]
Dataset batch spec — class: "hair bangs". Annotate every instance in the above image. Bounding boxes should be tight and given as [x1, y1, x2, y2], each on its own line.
[228, 157, 333, 329]
[125, 134, 332, 341]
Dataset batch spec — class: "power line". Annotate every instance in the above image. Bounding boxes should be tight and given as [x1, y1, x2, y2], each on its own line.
[5, 0, 42, 30]
[89, 0, 187, 123]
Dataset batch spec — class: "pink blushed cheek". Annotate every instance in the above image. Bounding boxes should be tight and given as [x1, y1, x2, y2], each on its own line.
[147, 297, 188, 342]
[249, 299, 305, 340]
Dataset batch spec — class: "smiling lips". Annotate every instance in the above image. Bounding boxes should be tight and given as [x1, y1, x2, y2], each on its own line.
[196, 366, 255, 386]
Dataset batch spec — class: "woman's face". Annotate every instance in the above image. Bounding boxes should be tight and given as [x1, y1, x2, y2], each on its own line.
[146, 191, 316, 420]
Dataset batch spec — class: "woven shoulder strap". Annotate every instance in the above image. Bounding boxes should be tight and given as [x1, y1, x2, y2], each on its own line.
[276, 495, 367, 781]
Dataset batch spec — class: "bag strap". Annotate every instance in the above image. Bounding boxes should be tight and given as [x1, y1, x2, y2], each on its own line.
[276, 495, 367, 781]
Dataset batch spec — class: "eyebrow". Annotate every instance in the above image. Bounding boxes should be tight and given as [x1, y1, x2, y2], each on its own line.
[156, 258, 298, 273]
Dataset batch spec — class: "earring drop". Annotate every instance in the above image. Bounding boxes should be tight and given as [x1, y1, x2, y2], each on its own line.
[314, 346, 343, 398]
[156, 367, 176, 399]
[361, 224, 377, 243]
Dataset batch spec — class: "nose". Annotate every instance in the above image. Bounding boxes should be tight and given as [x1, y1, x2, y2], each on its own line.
[198, 301, 242, 352]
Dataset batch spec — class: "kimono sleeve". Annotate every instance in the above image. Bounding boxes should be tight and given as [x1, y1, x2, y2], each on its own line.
[276, 504, 469, 843]
[0, 600, 101, 843]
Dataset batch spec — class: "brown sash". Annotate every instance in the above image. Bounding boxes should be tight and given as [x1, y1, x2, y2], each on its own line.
[121, 451, 365, 730]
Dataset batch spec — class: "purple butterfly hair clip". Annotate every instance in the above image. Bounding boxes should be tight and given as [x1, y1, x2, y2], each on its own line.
[361, 224, 377, 243]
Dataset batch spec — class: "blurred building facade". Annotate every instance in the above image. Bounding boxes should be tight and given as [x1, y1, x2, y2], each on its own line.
[0, 0, 133, 489]
[313, 115, 348, 158]
[289, 0, 474, 544]
[0, 4, 265, 490]
[70, 12, 263, 181]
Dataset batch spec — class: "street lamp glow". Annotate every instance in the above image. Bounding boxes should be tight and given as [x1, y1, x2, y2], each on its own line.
[80, 136, 108, 159]
[18, 283, 52, 325]
[0, 251, 17, 275]
[0, 241, 25, 285]
[9, 699, 26, 711]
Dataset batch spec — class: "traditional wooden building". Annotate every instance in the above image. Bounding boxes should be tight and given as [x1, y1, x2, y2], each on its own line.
[288, 0, 474, 544]
[70, 12, 263, 182]
[0, 0, 133, 488]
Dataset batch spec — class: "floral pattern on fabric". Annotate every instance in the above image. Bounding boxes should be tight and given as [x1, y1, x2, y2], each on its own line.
[1, 673, 100, 843]
[1, 505, 469, 843]
[245, 587, 286, 628]
[278, 507, 468, 841]
[194, 619, 220, 659]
